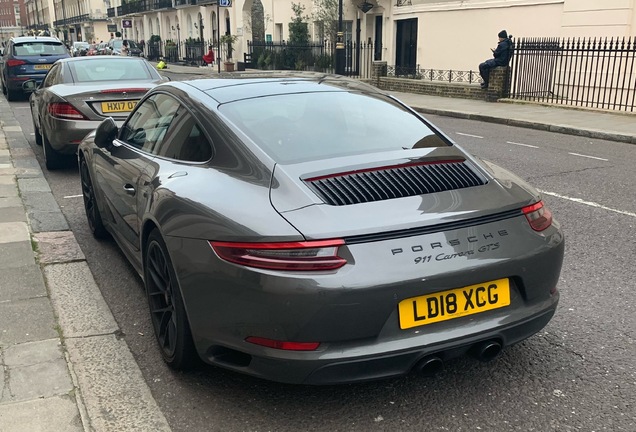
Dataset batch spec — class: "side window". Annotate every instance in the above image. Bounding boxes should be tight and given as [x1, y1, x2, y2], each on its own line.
[119, 93, 180, 153]
[42, 64, 61, 88]
[153, 108, 213, 162]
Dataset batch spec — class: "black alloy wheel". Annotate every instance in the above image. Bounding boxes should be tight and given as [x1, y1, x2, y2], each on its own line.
[145, 229, 197, 370]
[79, 157, 108, 239]
[33, 120, 43, 146]
[42, 130, 66, 170]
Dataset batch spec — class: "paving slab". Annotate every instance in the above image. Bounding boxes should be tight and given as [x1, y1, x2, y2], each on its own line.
[0, 196, 21, 209]
[65, 335, 171, 432]
[44, 262, 118, 337]
[0, 206, 26, 223]
[0, 241, 35, 269]
[0, 297, 58, 346]
[3, 340, 73, 402]
[0, 395, 83, 432]
[17, 177, 51, 193]
[0, 264, 47, 302]
[0, 221, 29, 243]
[34, 231, 86, 264]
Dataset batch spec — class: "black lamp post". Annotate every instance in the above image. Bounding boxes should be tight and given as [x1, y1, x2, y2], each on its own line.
[335, 0, 345, 75]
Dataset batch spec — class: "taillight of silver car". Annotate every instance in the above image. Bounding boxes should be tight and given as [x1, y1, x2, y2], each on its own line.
[522, 200, 553, 232]
[48, 102, 88, 120]
[210, 239, 347, 271]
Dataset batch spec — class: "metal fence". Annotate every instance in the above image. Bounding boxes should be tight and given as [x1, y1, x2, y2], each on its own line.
[510, 36, 636, 111]
[247, 40, 375, 79]
[387, 66, 483, 83]
[145, 40, 213, 66]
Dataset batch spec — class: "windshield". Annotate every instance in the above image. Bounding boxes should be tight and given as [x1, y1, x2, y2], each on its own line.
[68, 58, 156, 82]
[219, 91, 449, 164]
[14, 42, 67, 56]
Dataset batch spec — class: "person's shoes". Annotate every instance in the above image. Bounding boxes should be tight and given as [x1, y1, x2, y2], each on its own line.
[480, 83, 488, 89]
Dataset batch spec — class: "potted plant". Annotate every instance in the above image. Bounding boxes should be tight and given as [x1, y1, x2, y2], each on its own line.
[220, 34, 239, 71]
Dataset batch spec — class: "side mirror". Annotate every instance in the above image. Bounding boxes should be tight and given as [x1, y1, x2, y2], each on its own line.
[22, 79, 38, 91]
[94, 118, 118, 150]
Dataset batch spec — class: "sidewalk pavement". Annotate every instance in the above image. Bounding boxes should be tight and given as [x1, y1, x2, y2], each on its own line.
[164, 63, 636, 145]
[0, 65, 634, 432]
[0, 95, 170, 431]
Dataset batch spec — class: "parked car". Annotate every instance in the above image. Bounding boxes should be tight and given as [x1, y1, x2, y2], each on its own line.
[77, 74, 564, 385]
[71, 41, 90, 57]
[96, 42, 109, 55]
[0, 36, 70, 101]
[28, 56, 164, 170]
[107, 39, 143, 56]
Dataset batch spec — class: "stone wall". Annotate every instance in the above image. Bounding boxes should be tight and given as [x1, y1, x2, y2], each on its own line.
[371, 62, 510, 102]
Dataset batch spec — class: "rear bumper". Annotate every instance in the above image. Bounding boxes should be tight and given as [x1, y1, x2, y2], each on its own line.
[6, 74, 45, 92]
[45, 118, 102, 154]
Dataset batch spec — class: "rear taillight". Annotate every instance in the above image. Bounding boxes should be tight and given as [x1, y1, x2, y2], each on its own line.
[245, 336, 320, 351]
[210, 239, 347, 271]
[7, 59, 26, 67]
[522, 200, 553, 232]
[48, 102, 88, 120]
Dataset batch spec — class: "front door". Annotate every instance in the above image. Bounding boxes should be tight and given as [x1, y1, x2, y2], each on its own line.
[395, 18, 417, 76]
[374, 15, 383, 61]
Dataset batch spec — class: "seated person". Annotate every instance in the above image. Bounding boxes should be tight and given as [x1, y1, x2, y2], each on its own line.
[203, 46, 215, 65]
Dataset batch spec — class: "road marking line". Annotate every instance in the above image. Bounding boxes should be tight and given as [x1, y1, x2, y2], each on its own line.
[568, 152, 608, 161]
[539, 190, 636, 218]
[63, 194, 83, 199]
[507, 141, 539, 148]
[456, 132, 484, 139]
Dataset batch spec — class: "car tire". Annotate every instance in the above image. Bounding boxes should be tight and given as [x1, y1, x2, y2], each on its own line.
[42, 129, 66, 170]
[145, 229, 198, 370]
[79, 156, 108, 239]
[6, 87, 18, 102]
[34, 122, 43, 146]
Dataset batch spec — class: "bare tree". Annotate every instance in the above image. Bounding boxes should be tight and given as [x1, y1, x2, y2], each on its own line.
[312, 0, 339, 42]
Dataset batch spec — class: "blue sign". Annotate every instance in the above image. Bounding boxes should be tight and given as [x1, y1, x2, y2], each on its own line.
[219, 0, 231, 6]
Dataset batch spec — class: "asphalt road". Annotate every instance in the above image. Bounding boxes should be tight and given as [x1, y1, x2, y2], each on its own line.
[8, 86, 636, 431]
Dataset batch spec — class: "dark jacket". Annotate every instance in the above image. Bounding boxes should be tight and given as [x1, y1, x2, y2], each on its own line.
[493, 38, 513, 66]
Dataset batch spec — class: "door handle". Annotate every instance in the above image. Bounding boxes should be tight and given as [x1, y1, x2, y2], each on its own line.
[123, 184, 136, 196]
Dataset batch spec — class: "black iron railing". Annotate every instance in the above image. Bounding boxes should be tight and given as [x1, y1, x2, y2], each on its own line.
[107, 7, 116, 17]
[247, 40, 375, 79]
[145, 40, 211, 66]
[387, 66, 482, 83]
[510, 36, 636, 112]
[54, 14, 89, 26]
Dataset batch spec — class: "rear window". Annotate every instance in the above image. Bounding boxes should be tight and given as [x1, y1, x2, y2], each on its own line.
[14, 42, 67, 56]
[219, 91, 449, 164]
[68, 58, 155, 82]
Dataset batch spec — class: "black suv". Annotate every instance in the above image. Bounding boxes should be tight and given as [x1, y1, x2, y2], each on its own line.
[106, 39, 143, 56]
[0, 36, 70, 101]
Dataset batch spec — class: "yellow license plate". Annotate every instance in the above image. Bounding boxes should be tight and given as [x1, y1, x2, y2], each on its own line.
[398, 278, 510, 329]
[101, 100, 138, 113]
[34, 64, 52, 70]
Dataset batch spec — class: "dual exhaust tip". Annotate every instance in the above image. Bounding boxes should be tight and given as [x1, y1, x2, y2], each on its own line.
[415, 340, 503, 377]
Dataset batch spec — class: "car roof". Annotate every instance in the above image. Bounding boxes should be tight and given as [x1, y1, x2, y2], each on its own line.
[10, 36, 63, 44]
[172, 73, 384, 104]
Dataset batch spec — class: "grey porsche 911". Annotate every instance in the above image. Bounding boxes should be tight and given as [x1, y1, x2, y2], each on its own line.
[78, 74, 564, 385]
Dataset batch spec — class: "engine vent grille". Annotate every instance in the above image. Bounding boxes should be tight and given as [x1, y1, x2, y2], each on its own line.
[304, 160, 487, 206]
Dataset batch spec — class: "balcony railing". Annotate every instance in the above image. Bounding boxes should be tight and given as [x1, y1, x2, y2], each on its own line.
[117, 0, 173, 15]
[54, 14, 89, 27]
[107, 7, 115, 17]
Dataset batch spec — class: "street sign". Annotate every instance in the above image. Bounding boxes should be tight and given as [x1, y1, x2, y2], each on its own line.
[122, 19, 132, 28]
[219, 0, 231, 6]
[107, 24, 117, 32]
